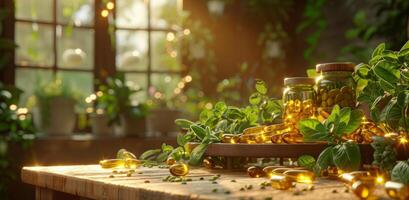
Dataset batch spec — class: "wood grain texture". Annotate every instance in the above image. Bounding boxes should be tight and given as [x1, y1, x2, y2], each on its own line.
[36, 187, 54, 200]
[21, 165, 390, 200]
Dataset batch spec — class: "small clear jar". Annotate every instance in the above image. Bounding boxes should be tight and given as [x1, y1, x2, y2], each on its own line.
[283, 77, 316, 127]
[315, 63, 356, 111]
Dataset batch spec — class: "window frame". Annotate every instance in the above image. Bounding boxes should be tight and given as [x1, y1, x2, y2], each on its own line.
[8, 0, 184, 98]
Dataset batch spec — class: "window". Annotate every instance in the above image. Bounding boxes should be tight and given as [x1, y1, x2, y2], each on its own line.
[15, 0, 94, 104]
[14, 0, 183, 105]
[115, 0, 183, 101]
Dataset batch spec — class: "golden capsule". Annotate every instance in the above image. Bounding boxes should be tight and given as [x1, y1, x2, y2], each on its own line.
[283, 169, 315, 183]
[166, 157, 176, 166]
[385, 181, 409, 200]
[124, 159, 142, 169]
[263, 166, 285, 177]
[203, 157, 215, 169]
[339, 171, 371, 185]
[221, 134, 240, 143]
[323, 166, 343, 179]
[243, 126, 265, 135]
[271, 134, 283, 144]
[270, 174, 293, 190]
[117, 149, 137, 160]
[351, 180, 375, 199]
[282, 133, 303, 144]
[239, 134, 257, 144]
[169, 163, 189, 177]
[264, 123, 286, 132]
[247, 166, 265, 178]
[272, 168, 293, 175]
[100, 159, 125, 169]
[254, 133, 269, 143]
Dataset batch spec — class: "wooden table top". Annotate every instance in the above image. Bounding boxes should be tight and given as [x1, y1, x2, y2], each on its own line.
[22, 165, 390, 200]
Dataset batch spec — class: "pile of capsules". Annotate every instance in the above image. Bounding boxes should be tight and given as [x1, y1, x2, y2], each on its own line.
[316, 86, 355, 109]
[246, 164, 409, 199]
[339, 170, 409, 199]
[246, 165, 315, 190]
[99, 149, 190, 177]
[283, 99, 315, 127]
[346, 117, 385, 143]
[221, 123, 304, 144]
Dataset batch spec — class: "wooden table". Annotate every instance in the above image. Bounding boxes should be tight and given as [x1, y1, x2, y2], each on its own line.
[21, 165, 391, 200]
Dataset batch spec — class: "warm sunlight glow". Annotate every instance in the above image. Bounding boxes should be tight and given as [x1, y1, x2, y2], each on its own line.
[9, 104, 17, 111]
[399, 136, 408, 145]
[376, 176, 385, 184]
[106, 2, 115, 10]
[101, 9, 109, 18]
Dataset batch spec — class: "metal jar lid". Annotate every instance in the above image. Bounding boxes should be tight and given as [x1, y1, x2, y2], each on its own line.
[284, 77, 315, 86]
[316, 62, 355, 72]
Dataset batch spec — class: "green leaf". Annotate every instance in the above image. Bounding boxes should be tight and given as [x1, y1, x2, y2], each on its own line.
[249, 93, 262, 105]
[316, 146, 334, 170]
[343, 109, 364, 134]
[299, 119, 329, 142]
[161, 143, 174, 153]
[175, 119, 195, 130]
[391, 161, 409, 184]
[255, 79, 268, 94]
[325, 105, 340, 126]
[372, 43, 385, 58]
[214, 102, 227, 112]
[223, 107, 244, 120]
[189, 143, 208, 166]
[139, 149, 161, 160]
[298, 155, 316, 170]
[373, 60, 399, 87]
[332, 142, 361, 171]
[156, 151, 169, 163]
[190, 125, 207, 141]
[400, 40, 409, 52]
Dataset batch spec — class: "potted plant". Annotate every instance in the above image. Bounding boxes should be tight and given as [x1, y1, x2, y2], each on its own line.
[33, 79, 77, 135]
[146, 76, 195, 137]
[97, 73, 149, 137]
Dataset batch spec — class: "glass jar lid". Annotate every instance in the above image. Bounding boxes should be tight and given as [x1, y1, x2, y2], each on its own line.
[284, 77, 315, 86]
[316, 62, 355, 72]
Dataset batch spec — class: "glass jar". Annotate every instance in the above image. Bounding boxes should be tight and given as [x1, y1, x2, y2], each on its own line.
[283, 77, 316, 127]
[315, 63, 356, 111]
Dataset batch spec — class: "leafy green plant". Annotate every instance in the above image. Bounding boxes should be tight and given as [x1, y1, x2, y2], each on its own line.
[34, 78, 77, 128]
[0, 84, 35, 198]
[249, 79, 283, 124]
[391, 159, 409, 185]
[371, 136, 397, 172]
[296, 0, 327, 64]
[140, 79, 282, 166]
[299, 105, 364, 172]
[342, 0, 409, 61]
[354, 41, 409, 133]
[96, 73, 149, 125]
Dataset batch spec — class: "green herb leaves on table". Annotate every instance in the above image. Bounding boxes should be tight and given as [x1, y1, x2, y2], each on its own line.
[299, 105, 364, 172]
[391, 159, 409, 185]
[371, 136, 397, 172]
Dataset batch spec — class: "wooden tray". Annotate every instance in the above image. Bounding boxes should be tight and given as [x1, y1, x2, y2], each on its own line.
[188, 142, 408, 164]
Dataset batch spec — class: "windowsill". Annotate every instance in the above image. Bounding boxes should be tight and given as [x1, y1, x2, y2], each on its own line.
[33, 132, 177, 141]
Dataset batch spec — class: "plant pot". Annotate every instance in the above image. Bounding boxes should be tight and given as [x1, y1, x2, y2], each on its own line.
[33, 96, 76, 135]
[116, 113, 146, 137]
[147, 108, 182, 137]
[90, 113, 113, 135]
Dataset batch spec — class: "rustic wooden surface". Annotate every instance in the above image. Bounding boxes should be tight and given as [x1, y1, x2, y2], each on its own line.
[21, 165, 391, 200]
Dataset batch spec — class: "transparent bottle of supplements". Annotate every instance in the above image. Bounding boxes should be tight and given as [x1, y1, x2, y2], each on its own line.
[283, 77, 316, 127]
[315, 63, 356, 111]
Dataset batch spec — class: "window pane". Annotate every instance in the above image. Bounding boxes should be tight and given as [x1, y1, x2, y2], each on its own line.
[57, 27, 94, 69]
[15, 0, 53, 22]
[15, 22, 54, 67]
[116, 31, 148, 71]
[57, 0, 94, 26]
[151, 0, 181, 29]
[116, 0, 148, 28]
[151, 32, 181, 71]
[16, 69, 53, 106]
[57, 71, 93, 105]
[151, 73, 181, 99]
[125, 73, 147, 103]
